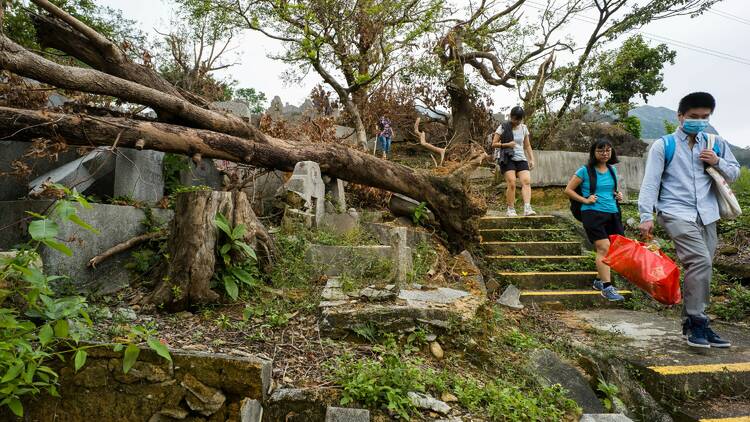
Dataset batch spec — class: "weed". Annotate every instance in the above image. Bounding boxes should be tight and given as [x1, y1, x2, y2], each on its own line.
[412, 201, 429, 225]
[597, 378, 624, 411]
[502, 328, 541, 351]
[214, 213, 260, 300]
[215, 313, 232, 330]
[408, 241, 437, 283]
[352, 322, 380, 343]
[712, 284, 750, 321]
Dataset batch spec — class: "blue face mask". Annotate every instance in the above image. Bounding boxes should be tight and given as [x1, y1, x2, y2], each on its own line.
[682, 119, 709, 134]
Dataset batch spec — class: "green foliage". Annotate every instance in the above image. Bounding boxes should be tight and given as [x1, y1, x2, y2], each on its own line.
[712, 284, 750, 321]
[0, 187, 170, 416]
[412, 202, 429, 225]
[597, 378, 624, 412]
[595, 35, 676, 118]
[214, 213, 260, 300]
[663, 119, 677, 134]
[408, 241, 437, 283]
[311, 226, 378, 247]
[617, 115, 642, 139]
[162, 154, 191, 196]
[501, 328, 541, 351]
[233, 87, 267, 113]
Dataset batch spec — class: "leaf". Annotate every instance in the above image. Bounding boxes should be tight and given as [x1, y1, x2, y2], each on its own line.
[28, 219, 58, 240]
[38, 324, 53, 346]
[67, 214, 100, 234]
[147, 337, 172, 362]
[54, 201, 76, 220]
[122, 344, 140, 374]
[236, 241, 257, 260]
[54, 319, 69, 338]
[231, 223, 246, 240]
[113, 343, 124, 352]
[7, 398, 23, 417]
[220, 244, 232, 256]
[42, 239, 72, 256]
[214, 213, 232, 236]
[230, 267, 256, 286]
[2, 362, 24, 383]
[223, 276, 239, 300]
[23, 362, 37, 384]
[74, 349, 87, 372]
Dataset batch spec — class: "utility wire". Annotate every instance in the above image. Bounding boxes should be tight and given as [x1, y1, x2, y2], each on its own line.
[707, 9, 750, 26]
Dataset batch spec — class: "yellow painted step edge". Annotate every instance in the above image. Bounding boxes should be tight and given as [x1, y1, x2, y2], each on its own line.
[700, 417, 750, 422]
[496, 271, 598, 276]
[648, 362, 750, 375]
[521, 290, 632, 296]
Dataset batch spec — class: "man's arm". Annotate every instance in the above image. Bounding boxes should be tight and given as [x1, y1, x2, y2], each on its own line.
[717, 137, 741, 182]
[638, 140, 666, 223]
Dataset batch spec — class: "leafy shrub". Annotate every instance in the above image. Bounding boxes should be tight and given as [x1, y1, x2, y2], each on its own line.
[617, 115, 642, 139]
[712, 284, 750, 321]
[214, 213, 260, 300]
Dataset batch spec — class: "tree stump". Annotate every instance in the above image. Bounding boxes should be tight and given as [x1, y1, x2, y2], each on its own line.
[147, 190, 274, 311]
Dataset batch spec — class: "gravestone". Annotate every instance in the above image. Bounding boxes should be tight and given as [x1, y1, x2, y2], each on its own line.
[284, 161, 325, 226]
[28, 147, 116, 197]
[114, 148, 164, 204]
[0, 141, 80, 201]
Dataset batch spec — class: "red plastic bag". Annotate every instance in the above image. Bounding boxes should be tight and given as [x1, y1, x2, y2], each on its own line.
[603, 235, 681, 305]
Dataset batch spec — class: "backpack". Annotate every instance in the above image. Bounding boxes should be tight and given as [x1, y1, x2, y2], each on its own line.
[486, 121, 514, 160]
[570, 164, 618, 222]
[661, 132, 721, 169]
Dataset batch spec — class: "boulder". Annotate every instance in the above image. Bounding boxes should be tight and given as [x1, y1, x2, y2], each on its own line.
[325, 406, 370, 422]
[181, 373, 227, 416]
[529, 349, 605, 414]
[407, 392, 450, 414]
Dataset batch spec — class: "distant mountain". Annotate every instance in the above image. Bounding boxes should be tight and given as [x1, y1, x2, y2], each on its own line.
[628, 105, 678, 139]
[630, 105, 750, 167]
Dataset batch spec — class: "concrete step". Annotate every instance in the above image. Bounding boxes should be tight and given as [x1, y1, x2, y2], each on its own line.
[481, 241, 582, 256]
[640, 360, 750, 404]
[479, 215, 559, 229]
[674, 397, 750, 422]
[520, 289, 632, 309]
[487, 255, 593, 272]
[479, 228, 575, 242]
[496, 271, 598, 290]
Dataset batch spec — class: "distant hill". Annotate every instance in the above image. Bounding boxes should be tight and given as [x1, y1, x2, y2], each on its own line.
[630, 105, 750, 168]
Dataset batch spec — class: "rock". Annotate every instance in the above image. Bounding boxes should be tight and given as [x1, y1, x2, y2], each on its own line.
[111, 360, 172, 384]
[158, 407, 189, 419]
[176, 311, 193, 319]
[265, 388, 335, 422]
[485, 277, 500, 294]
[456, 250, 485, 293]
[284, 161, 326, 226]
[113, 148, 164, 204]
[325, 406, 370, 422]
[497, 284, 524, 310]
[115, 307, 137, 321]
[579, 415, 634, 422]
[321, 278, 348, 301]
[425, 334, 437, 342]
[719, 245, 739, 256]
[407, 392, 450, 414]
[359, 286, 397, 301]
[440, 392, 458, 403]
[398, 288, 470, 304]
[213, 100, 252, 120]
[240, 398, 263, 422]
[282, 376, 294, 385]
[181, 373, 227, 416]
[267, 96, 284, 120]
[529, 349, 605, 414]
[430, 341, 444, 360]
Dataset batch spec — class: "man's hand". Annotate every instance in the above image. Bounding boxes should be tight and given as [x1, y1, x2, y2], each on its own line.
[639, 220, 654, 240]
[615, 191, 624, 202]
[700, 149, 720, 166]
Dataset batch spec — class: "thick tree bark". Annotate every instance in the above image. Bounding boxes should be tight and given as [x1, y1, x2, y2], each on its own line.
[148, 190, 273, 311]
[0, 107, 485, 246]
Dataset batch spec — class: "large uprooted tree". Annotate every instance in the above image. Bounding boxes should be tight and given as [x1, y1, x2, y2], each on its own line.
[0, 0, 485, 310]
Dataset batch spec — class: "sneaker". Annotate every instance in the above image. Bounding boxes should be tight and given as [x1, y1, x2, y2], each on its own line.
[601, 285, 624, 301]
[592, 279, 604, 291]
[523, 205, 537, 216]
[682, 318, 690, 339]
[506, 208, 518, 217]
[687, 316, 711, 349]
[705, 324, 731, 348]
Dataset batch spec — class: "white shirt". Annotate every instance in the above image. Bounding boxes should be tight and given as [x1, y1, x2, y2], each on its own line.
[495, 123, 529, 162]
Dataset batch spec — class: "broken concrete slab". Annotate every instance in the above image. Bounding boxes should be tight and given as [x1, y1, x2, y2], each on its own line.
[398, 288, 470, 304]
[361, 222, 431, 249]
[0, 141, 80, 201]
[305, 244, 395, 279]
[391, 227, 413, 284]
[320, 210, 359, 236]
[529, 349, 605, 414]
[325, 406, 370, 422]
[29, 147, 116, 196]
[113, 148, 164, 204]
[0, 200, 172, 295]
[497, 284, 524, 310]
[240, 398, 263, 422]
[323, 176, 346, 212]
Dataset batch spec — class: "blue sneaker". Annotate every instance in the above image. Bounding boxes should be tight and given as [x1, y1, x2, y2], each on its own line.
[706, 325, 731, 348]
[601, 285, 624, 301]
[687, 316, 710, 349]
[682, 318, 690, 339]
[592, 279, 604, 291]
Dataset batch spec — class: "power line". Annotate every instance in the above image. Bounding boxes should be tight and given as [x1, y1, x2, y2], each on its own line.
[521, 1, 750, 67]
[707, 9, 750, 26]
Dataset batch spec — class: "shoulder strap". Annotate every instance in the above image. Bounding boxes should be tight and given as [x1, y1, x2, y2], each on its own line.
[662, 134, 676, 168]
[703, 133, 722, 156]
[607, 165, 618, 192]
[586, 165, 597, 195]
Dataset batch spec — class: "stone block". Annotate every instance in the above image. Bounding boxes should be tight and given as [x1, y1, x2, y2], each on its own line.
[388, 193, 435, 224]
[529, 349, 605, 414]
[28, 147, 116, 196]
[244, 170, 287, 215]
[391, 227, 413, 284]
[114, 148, 164, 204]
[361, 222, 431, 249]
[0, 200, 172, 295]
[173, 351, 272, 400]
[213, 100, 252, 120]
[0, 141, 79, 201]
[325, 406, 370, 422]
[320, 212, 358, 236]
[265, 388, 338, 422]
[305, 244, 394, 279]
[180, 159, 224, 190]
[324, 176, 346, 211]
[285, 161, 325, 226]
[240, 398, 263, 422]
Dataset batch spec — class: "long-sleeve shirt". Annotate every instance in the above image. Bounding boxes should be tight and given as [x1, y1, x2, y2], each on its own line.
[638, 128, 741, 225]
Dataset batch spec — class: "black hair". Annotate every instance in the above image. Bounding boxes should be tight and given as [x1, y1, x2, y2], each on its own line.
[587, 139, 619, 167]
[509, 106, 525, 120]
[678, 92, 716, 114]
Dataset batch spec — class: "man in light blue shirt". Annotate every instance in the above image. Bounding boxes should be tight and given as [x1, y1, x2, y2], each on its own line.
[638, 92, 741, 349]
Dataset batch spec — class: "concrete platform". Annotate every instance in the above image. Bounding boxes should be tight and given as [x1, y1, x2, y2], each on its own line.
[570, 309, 750, 401]
[479, 228, 574, 242]
[495, 271, 598, 289]
[479, 215, 558, 229]
[481, 241, 582, 255]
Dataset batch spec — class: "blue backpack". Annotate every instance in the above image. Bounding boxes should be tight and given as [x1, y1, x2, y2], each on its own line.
[661, 132, 721, 169]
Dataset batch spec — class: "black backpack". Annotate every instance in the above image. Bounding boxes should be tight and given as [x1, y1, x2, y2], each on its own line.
[570, 164, 618, 221]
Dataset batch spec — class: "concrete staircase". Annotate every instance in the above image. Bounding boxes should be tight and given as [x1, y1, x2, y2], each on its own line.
[479, 214, 632, 308]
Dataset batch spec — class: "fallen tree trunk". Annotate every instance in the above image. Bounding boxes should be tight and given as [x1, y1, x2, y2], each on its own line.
[0, 106, 485, 246]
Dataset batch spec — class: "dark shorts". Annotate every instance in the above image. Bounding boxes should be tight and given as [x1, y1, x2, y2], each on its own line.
[582, 210, 624, 243]
[500, 159, 530, 174]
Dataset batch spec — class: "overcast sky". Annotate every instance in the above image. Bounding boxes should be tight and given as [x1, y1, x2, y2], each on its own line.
[99, 0, 750, 147]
